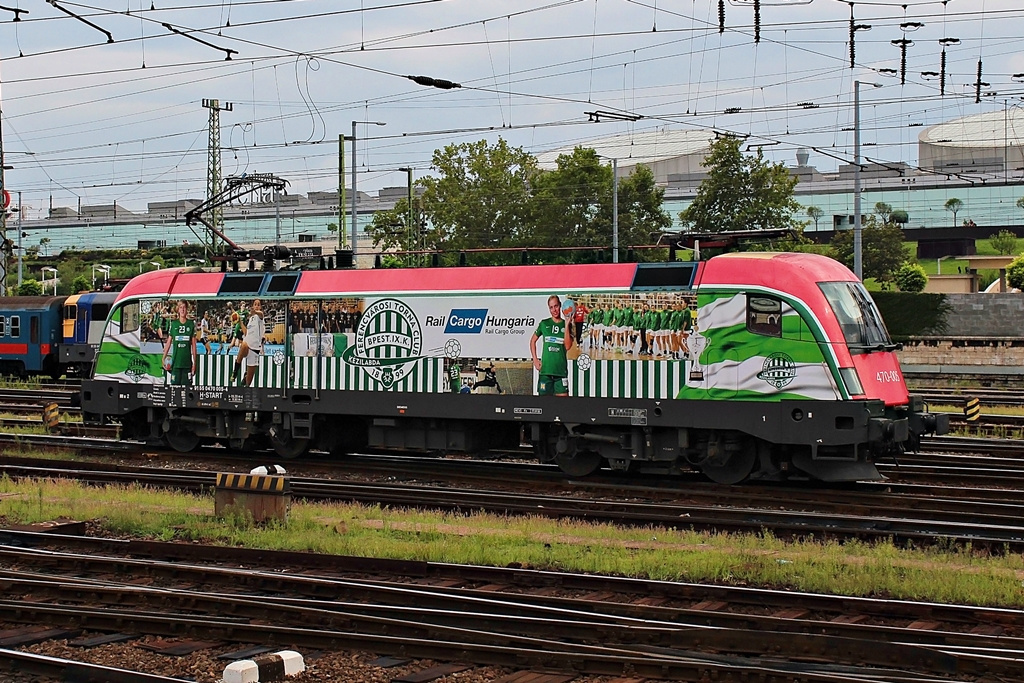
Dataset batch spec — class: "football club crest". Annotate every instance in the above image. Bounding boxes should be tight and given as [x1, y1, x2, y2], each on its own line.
[342, 298, 423, 389]
[757, 352, 797, 389]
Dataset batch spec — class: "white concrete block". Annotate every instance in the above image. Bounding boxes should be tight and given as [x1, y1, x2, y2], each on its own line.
[222, 659, 259, 683]
[275, 650, 305, 676]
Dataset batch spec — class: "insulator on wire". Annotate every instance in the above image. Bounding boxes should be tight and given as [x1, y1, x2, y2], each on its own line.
[718, 0, 725, 34]
[754, 0, 761, 43]
[891, 38, 913, 85]
[940, 50, 946, 95]
[976, 60, 983, 104]
[849, 8, 855, 67]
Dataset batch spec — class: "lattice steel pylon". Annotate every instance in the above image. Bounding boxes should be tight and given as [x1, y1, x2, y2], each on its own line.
[202, 99, 233, 256]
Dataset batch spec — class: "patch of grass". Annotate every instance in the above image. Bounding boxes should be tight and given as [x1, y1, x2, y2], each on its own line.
[2, 476, 1023, 607]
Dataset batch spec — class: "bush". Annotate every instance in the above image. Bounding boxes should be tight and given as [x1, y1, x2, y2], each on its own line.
[894, 263, 927, 293]
[17, 279, 42, 296]
[71, 275, 91, 294]
[1008, 255, 1024, 291]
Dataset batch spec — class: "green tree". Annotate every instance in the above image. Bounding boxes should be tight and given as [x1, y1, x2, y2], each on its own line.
[530, 147, 611, 253]
[873, 202, 893, 223]
[890, 209, 909, 225]
[1008, 254, 1024, 290]
[944, 198, 963, 227]
[38, 237, 50, 257]
[366, 197, 439, 266]
[614, 163, 673, 256]
[327, 222, 338, 235]
[418, 138, 539, 262]
[990, 229, 1019, 255]
[894, 263, 928, 293]
[678, 136, 801, 234]
[17, 279, 42, 296]
[1017, 197, 1024, 213]
[830, 215, 909, 285]
[806, 206, 824, 230]
[55, 257, 86, 296]
[71, 275, 91, 293]
[531, 150, 671, 261]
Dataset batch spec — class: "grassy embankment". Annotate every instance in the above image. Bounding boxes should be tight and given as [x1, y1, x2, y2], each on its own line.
[1, 461, 1022, 609]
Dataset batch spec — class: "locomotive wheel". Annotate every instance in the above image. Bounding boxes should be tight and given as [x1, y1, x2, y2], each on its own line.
[700, 447, 756, 485]
[555, 449, 603, 477]
[164, 427, 200, 453]
[270, 430, 310, 459]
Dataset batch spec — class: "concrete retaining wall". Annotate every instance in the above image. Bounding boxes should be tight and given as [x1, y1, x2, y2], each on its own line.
[893, 293, 1024, 372]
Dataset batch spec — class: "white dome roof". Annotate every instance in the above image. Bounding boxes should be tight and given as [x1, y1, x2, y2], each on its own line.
[536, 129, 714, 168]
[919, 109, 1024, 148]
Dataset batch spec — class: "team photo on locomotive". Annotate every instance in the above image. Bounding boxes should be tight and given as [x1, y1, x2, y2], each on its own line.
[77, 251, 948, 484]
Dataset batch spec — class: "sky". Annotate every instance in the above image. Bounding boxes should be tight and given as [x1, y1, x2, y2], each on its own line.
[1, 0, 1023, 219]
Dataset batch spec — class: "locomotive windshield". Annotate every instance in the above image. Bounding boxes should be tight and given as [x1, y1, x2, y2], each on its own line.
[818, 281, 897, 352]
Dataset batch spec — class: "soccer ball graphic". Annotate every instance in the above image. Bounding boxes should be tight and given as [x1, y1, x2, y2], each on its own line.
[443, 339, 461, 359]
[576, 353, 592, 371]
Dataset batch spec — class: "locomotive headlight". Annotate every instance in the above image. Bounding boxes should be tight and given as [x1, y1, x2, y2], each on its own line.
[839, 367, 864, 396]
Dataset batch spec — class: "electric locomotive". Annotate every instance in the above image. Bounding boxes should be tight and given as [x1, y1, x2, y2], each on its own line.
[80, 253, 947, 483]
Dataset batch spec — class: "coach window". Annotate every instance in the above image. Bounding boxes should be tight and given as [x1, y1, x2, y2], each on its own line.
[0, 316, 6, 336]
[747, 295, 782, 337]
[10, 316, 20, 338]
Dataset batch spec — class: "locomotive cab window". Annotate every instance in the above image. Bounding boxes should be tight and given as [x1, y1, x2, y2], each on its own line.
[747, 295, 782, 337]
[121, 302, 140, 334]
[10, 316, 20, 339]
[819, 281, 892, 351]
[64, 304, 77, 322]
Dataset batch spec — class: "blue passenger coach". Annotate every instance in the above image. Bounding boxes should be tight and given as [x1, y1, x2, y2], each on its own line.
[0, 297, 64, 377]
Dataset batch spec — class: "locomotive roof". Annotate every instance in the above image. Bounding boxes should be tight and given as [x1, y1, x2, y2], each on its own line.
[114, 252, 856, 302]
[699, 252, 857, 287]
[116, 261, 704, 300]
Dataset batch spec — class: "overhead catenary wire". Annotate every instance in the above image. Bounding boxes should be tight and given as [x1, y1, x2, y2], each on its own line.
[1, 0, 1021, 216]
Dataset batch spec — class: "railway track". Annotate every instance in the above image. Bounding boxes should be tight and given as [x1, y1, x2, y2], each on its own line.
[1, 529, 1021, 682]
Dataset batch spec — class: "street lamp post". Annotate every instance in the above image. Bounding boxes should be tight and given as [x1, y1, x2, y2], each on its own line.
[41, 266, 58, 295]
[853, 80, 882, 281]
[397, 167, 414, 264]
[611, 157, 619, 263]
[351, 120, 386, 265]
[596, 154, 619, 263]
[91, 264, 110, 290]
[16, 192, 23, 289]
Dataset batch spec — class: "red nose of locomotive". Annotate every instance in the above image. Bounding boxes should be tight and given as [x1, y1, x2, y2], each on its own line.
[848, 350, 909, 406]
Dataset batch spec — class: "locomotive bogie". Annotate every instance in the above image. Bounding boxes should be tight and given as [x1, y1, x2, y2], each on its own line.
[81, 253, 947, 483]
